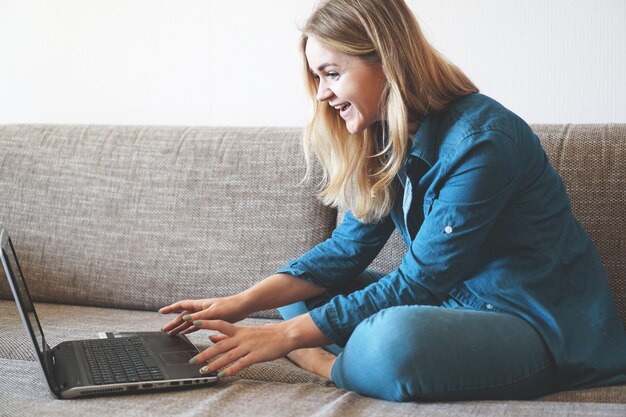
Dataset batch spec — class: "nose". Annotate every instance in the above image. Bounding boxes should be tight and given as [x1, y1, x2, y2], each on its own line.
[316, 80, 333, 102]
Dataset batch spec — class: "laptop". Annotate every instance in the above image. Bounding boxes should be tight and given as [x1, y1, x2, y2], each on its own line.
[0, 228, 218, 399]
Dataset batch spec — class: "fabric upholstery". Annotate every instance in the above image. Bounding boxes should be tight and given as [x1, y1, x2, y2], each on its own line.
[2, 358, 624, 417]
[0, 124, 625, 414]
[0, 301, 332, 386]
[1, 301, 624, 416]
[0, 125, 336, 318]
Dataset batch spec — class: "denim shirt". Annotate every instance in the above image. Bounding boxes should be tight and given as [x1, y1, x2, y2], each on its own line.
[277, 93, 626, 390]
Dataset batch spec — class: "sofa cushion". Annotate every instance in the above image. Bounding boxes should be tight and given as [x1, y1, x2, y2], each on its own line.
[0, 125, 335, 317]
[3, 358, 625, 417]
[1, 300, 624, 407]
[0, 300, 331, 386]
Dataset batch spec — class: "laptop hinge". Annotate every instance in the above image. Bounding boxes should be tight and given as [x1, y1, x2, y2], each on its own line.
[44, 346, 62, 395]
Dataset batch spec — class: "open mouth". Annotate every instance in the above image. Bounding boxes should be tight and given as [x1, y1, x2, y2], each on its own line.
[337, 103, 351, 116]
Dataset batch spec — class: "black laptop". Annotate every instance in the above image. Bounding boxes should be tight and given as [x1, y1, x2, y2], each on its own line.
[0, 228, 218, 399]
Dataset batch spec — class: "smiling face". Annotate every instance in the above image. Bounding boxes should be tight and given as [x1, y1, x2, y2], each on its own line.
[305, 37, 387, 134]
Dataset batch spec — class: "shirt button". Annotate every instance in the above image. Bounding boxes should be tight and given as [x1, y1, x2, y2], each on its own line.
[485, 304, 494, 310]
[444, 225, 453, 234]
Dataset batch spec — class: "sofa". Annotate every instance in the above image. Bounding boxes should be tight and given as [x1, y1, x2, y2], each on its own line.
[0, 124, 624, 417]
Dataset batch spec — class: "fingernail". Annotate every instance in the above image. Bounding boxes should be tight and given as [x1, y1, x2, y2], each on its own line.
[183, 315, 192, 321]
[217, 371, 226, 378]
[189, 356, 198, 365]
[193, 320, 201, 326]
[199, 366, 209, 374]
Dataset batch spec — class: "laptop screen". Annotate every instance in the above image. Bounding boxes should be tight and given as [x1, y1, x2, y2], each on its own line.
[0, 229, 49, 371]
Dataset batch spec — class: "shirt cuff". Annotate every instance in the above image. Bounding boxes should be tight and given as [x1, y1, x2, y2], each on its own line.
[275, 260, 328, 288]
[308, 302, 349, 347]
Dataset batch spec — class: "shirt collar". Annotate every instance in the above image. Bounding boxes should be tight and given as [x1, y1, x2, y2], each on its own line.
[407, 114, 439, 168]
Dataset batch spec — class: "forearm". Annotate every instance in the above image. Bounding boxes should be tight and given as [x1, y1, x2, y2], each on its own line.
[307, 268, 441, 346]
[238, 273, 326, 315]
[281, 313, 332, 350]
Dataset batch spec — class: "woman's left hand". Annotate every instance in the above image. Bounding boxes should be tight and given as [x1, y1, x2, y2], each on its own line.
[189, 314, 331, 377]
[190, 320, 295, 377]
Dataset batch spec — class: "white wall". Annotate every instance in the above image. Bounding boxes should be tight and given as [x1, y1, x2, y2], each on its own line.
[1, 0, 624, 126]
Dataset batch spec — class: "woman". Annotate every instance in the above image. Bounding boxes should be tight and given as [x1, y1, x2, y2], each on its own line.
[160, 0, 626, 401]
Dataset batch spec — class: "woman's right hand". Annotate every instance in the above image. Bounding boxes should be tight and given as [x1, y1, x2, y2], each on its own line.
[159, 295, 249, 335]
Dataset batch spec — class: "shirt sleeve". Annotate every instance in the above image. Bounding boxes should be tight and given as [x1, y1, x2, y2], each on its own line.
[308, 129, 524, 346]
[276, 210, 395, 290]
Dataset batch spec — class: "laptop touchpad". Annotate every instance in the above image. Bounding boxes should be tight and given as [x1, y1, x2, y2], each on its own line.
[159, 351, 197, 365]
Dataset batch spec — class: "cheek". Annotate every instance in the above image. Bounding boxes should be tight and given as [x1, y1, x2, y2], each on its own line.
[360, 93, 382, 120]
[360, 82, 383, 112]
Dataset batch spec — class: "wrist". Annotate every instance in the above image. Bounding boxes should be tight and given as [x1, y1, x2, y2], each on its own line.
[281, 313, 331, 351]
[231, 291, 255, 317]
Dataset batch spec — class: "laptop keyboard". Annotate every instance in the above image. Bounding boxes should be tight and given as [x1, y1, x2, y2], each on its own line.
[81, 338, 165, 385]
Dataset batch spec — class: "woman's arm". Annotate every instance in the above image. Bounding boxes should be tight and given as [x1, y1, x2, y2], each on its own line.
[307, 129, 525, 345]
[161, 211, 394, 334]
[160, 273, 326, 334]
[239, 273, 327, 313]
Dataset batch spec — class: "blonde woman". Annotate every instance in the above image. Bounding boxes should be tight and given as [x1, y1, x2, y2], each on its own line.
[160, 0, 626, 401]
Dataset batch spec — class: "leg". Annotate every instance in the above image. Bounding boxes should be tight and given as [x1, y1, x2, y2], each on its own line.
[278, 297, 341, 378]
[284, 347, 336, 379]
[277, 269, 385, 377]
[331, 305, 557, 402]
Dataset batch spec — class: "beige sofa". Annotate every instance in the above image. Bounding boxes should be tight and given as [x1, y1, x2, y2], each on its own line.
[0, 124, 624, 416]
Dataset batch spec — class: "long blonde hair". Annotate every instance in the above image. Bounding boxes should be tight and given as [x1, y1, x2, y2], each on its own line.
[301, 0, 478, 223]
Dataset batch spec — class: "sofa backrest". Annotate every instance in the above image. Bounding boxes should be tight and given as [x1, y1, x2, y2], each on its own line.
[367, 124, 626, 328]
[1, 124, 625, 327]
[0, 125, 335, 318]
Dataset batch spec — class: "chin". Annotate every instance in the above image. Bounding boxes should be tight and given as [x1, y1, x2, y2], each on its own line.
[346, 122, 370, 135]
[345, 120, 364, 134]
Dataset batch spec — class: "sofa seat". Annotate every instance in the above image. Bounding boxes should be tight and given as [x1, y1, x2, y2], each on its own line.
[0, 301, 331, 386]
[1, 300, 625, 417]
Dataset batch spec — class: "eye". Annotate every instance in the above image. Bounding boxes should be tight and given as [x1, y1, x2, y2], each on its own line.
[326, 72, 340, 80]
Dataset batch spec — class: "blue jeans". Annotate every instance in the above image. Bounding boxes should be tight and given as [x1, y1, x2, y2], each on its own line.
[278, 270, 557, 402]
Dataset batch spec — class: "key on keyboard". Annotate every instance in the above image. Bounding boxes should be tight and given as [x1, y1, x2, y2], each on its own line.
[81, 337, 164, 385]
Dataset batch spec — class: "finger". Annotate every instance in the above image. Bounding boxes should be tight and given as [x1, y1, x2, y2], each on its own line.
[200, 347, 248, 375]
[162, 310, 193, 333]
[166, 315, 195, 335]
[158, 300, 192, 314]
[192, 320, 238, 336]
[190, 337, 236, 366]
[209, 334, 229, 343]
[168, 322, 192, 336]
[217, 353, 256, 377]
[180, 325, 200, 335]
[179, 307, 219, 323]
[159, 299, 206, 315]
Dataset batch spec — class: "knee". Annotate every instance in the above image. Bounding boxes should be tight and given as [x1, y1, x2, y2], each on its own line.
[333, 306, 438, 401]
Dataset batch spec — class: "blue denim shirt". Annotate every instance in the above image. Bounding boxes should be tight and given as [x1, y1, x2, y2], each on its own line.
[278, 93, 626, 390]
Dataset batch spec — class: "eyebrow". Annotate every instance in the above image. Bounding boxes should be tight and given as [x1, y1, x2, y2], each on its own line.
[312, 63, 337, 73]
